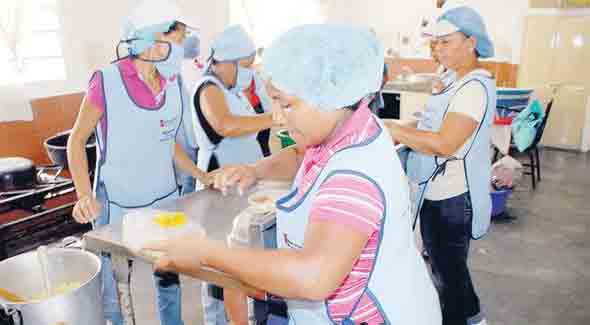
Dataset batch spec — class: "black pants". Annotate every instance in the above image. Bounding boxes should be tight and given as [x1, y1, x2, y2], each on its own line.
[420, 193, 482, 325]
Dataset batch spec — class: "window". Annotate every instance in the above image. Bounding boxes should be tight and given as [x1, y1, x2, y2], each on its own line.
[230, 0, 326, 50]
[0, 0, 66, 86]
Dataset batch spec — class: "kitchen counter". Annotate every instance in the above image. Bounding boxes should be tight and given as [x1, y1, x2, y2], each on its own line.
[83, 188, 269, 324]
[383, 79, 433, 94]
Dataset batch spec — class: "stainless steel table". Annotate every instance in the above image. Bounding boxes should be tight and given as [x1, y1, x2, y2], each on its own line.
[83, 188, 268, 325]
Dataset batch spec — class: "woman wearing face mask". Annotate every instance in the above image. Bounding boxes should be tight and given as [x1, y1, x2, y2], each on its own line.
[190, 25, 274, 325]
[191, 25, 273, 176]
[146, 24, 441, 325]
[388, 6, 496, 325]
[66, 1, 209, 324]
[242, 60, 275, 157]
[176, 33, 206, 196]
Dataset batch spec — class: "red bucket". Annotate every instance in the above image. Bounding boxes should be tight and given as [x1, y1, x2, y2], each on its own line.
[494, 116, 513, 125]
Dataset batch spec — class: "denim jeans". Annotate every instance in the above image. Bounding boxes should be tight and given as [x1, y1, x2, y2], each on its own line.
[176, 152, 227, 325]
[200, 284, 228, 325]
[178, 146, 197, 196]
[420, 193, 484, 325]
[101, 257, 184, 325]
[95, 187, 184, 325]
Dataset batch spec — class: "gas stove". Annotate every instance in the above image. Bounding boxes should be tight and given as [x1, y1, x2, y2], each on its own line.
[0, 166, 91, 261]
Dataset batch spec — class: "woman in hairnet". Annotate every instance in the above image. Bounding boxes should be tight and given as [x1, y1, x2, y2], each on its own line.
[189, 25, 274, 325]
[66, 1, 208, 324]
[426, 36, 457, 93]
[177, 33, 206, 195]
[191, 25, 273, 175]
[388, 6, 496, 325]
[145, 24, 442, 325]
[243, 60, 275, 157]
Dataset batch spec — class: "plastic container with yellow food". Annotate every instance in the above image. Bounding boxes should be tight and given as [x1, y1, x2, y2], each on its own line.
[122, 209, 204, 253]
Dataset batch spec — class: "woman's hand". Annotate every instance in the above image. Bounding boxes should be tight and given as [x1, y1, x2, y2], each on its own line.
[72, 194, 101, 224]
[142, 232, 212, 273]
[432, 76, 445, 93]
[193, 168, 213, 187]
[174, 143, 213, 187]
[272, 107, 287, 127]
[212, 165, 258, 196]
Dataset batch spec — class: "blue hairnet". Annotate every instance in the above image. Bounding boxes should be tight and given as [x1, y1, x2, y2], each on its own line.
[262, 24, 384, 111]
[184, 35, 200, 59]
[121, 20, 175, 56]
[210, 25, 256, 62]
[438, 6, 495, 58]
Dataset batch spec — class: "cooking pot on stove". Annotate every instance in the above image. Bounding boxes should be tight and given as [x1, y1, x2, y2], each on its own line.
[0, 158, 37, 192]
[0, 247, 104, 325]
[44, 130, 97, 171]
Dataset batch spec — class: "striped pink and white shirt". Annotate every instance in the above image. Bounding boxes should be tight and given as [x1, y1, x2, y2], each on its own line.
[296, 104, 386, 324]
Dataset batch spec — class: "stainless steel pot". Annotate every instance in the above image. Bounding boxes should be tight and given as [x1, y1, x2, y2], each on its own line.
[0, 248, 104, 325]
[0, 157, 37, 192]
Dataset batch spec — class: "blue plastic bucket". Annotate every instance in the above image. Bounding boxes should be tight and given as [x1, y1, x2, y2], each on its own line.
[491, 188, 513, 217]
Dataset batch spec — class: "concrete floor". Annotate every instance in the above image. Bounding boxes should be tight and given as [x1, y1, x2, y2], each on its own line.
[130, 148, 590, 325]
[471, 149, 590, 325]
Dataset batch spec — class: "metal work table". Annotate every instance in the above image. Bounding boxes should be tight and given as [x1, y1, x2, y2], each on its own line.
[83, 188, 268, 325]
[383, 79, 433, 94]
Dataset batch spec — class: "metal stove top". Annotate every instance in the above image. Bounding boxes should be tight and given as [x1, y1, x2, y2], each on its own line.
[0, 166, 91, 261]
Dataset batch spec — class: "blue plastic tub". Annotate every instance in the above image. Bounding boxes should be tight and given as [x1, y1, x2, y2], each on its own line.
[491, 188, 513, 217]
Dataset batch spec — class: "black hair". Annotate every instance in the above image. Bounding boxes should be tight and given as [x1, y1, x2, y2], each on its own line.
[460, 32, 481, 58]
[345, 97, 366, 112]
[344, 92, 385, 114]
[164, 21, 183, 35]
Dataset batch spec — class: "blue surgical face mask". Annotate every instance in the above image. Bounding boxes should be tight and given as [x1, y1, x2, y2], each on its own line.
[155, 42, 184, 80]
[233, 65, 254, 92]
[184, 35, 200, 59]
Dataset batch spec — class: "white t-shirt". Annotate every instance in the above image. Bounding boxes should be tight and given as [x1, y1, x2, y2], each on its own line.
[425, 69, 491, 201]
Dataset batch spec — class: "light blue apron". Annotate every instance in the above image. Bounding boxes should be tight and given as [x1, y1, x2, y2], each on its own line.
[94, 63, 182, 211]
[406, 72, 497, 239]
[92, 62, 185, 325]
[276, 118, 441, 325]
[190, 74, 264, 172]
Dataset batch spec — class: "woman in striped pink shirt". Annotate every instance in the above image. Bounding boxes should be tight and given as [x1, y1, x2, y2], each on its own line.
[145, 24, 441, 325]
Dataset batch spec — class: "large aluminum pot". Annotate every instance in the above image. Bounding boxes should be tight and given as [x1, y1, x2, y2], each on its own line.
[0, 248, 104, 325]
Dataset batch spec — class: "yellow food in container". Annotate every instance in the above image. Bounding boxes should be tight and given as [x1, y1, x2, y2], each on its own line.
[31, 282, 82, 301]
[153, 212, 188, 228]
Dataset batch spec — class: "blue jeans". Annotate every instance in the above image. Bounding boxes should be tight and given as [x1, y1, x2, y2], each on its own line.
[95, 188, 184, 325]
[177, 145, 197, 196]
[101, 257, 184, 325]
[420, 193, 484, 325]
[177, 150, 228, 325]
[200, 285, 228, 325]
